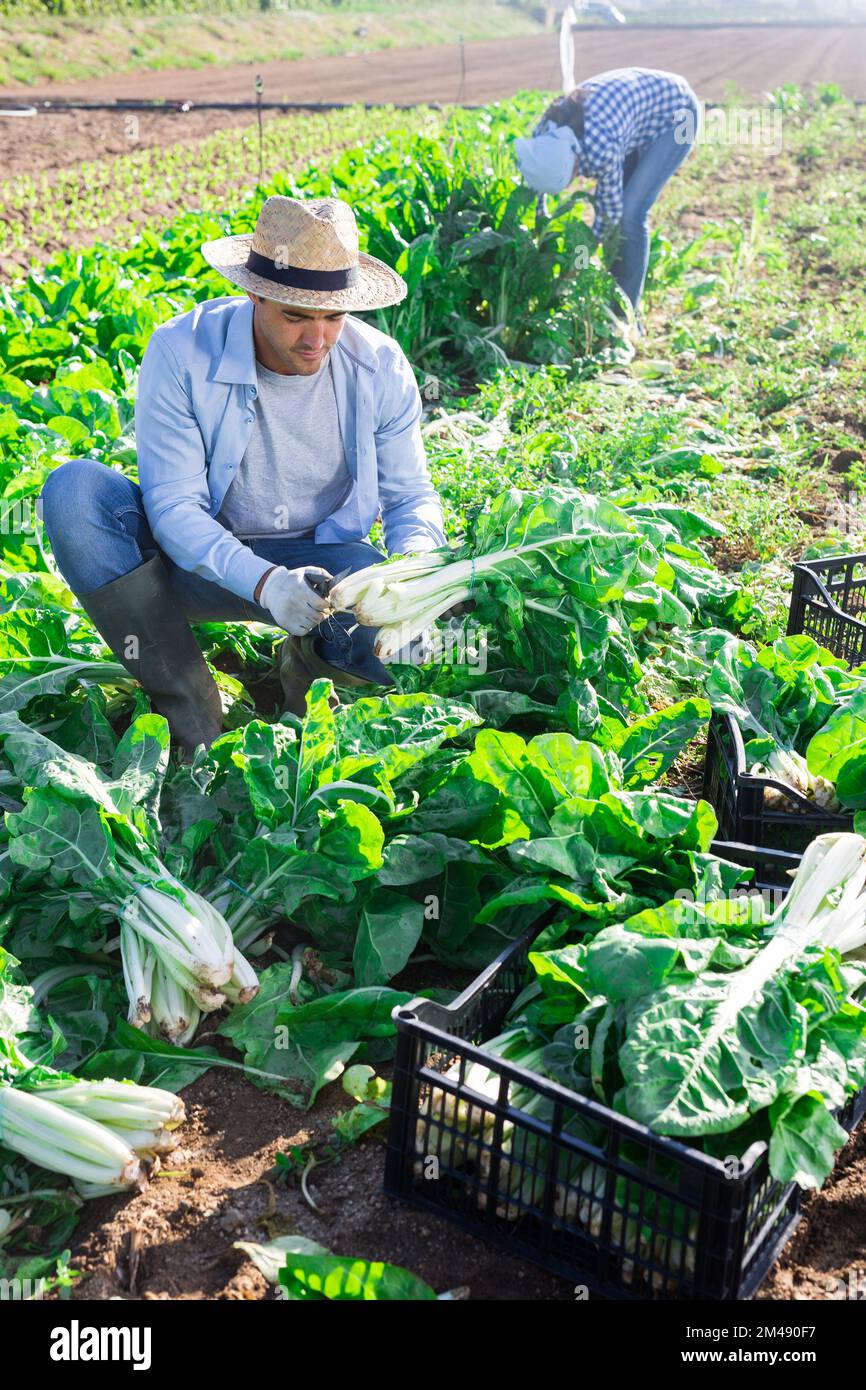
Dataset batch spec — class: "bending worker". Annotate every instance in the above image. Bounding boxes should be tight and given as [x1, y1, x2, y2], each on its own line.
[515, 67, 700, 310]
[40, 195, 446, 754]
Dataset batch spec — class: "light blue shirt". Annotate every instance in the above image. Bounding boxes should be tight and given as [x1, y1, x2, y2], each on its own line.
[134, 295, 446, 602]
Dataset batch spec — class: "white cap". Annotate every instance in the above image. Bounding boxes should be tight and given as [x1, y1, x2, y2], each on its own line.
[513, 123, 580, 195]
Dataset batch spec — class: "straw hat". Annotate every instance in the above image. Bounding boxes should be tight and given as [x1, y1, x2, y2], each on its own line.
[201, 195, 407, 311]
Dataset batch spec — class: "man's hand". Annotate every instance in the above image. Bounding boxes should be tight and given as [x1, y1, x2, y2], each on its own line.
[258, 565, 334, 636]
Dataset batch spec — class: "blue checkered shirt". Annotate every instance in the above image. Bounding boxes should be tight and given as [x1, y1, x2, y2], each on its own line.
[536, 68, 699, 238]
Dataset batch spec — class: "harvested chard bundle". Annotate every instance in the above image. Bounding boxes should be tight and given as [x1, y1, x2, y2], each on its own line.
[330, 487, 737, 685]
[0, 710, 259, 1040]
[707, 633, 866, 814]
[415, 1027, 596, 1220]
[332, 550, 478, 662]
[747, 744, 840, 812]
[560, 1161, 698, 1295]
[3, 788, 252, 1036]
[415, 1028, 546, 1172]
[0, 957, 186, 1195]
[414, 1026, 697, 1292]
[121, 888, 257, 1041]
[0, 1086, 144, 1193]
[26, 1076, 185, 1161]
[121, 879, 233, 997]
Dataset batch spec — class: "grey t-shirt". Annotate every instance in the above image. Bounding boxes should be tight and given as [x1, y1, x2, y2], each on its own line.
[217, 357, 352, 539]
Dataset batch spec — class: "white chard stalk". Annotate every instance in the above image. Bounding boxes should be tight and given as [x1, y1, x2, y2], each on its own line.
[37, 1079, 184, 1131]
[100, 1126, 176, 1156]
[121, 924, 154, 1028]
[119, 874, 258, 1034]
[329, 534, 580, 660]
[0, 1085, 143, 1190]
[222, 950, 261, 1006]
[149, 960, 200, 1046]
[752, 747, 841, 813]
[126, 884, 234, 988]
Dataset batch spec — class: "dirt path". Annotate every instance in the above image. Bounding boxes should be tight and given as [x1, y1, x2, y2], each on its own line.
[3, 24, 866, 107]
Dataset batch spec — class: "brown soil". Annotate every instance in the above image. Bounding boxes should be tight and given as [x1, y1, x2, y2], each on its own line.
[67, 1059, 866, 1302]
[0, 105, 283, 182]
[3, 24, 866, 109]
[760, 1123, 866, 1301]
[68, 1066, 571, 1301]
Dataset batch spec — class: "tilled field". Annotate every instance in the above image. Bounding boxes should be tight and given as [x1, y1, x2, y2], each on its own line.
[3, 23, 866, 111]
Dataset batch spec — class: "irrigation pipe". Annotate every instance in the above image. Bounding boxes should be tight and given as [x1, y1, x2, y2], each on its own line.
[0, 98, 481, 116]
[2, 58, 864, 123]
[1, 92, 861, 120]
[0, 96, 753, 118]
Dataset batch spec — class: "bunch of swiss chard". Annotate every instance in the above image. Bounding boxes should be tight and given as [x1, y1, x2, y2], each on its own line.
[706, 632, 866, 817]
[508, 831, 866, 1192]
[332, 485, 752, 725]
[0, 712, 259, 1045]
[0, 951, 185, 1199]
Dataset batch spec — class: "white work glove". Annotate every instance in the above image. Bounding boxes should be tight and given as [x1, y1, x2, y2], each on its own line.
[259, 565, 333, 637]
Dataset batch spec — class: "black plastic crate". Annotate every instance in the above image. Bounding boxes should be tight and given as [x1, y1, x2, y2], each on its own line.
[384, 843, 866, 1301]
[702, 710, 853, 854]
[788, 552, 866, 665]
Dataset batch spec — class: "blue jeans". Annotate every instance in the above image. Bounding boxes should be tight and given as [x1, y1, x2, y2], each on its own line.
[609, 117, 697, 310]
[40, 458, 390, 683]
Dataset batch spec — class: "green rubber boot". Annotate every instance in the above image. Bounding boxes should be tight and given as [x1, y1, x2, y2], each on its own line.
[277, 633, 384, 717]
[78, 555, 223, 756]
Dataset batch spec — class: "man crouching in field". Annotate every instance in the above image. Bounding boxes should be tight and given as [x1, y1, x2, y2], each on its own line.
[41, 196, 446, 754]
